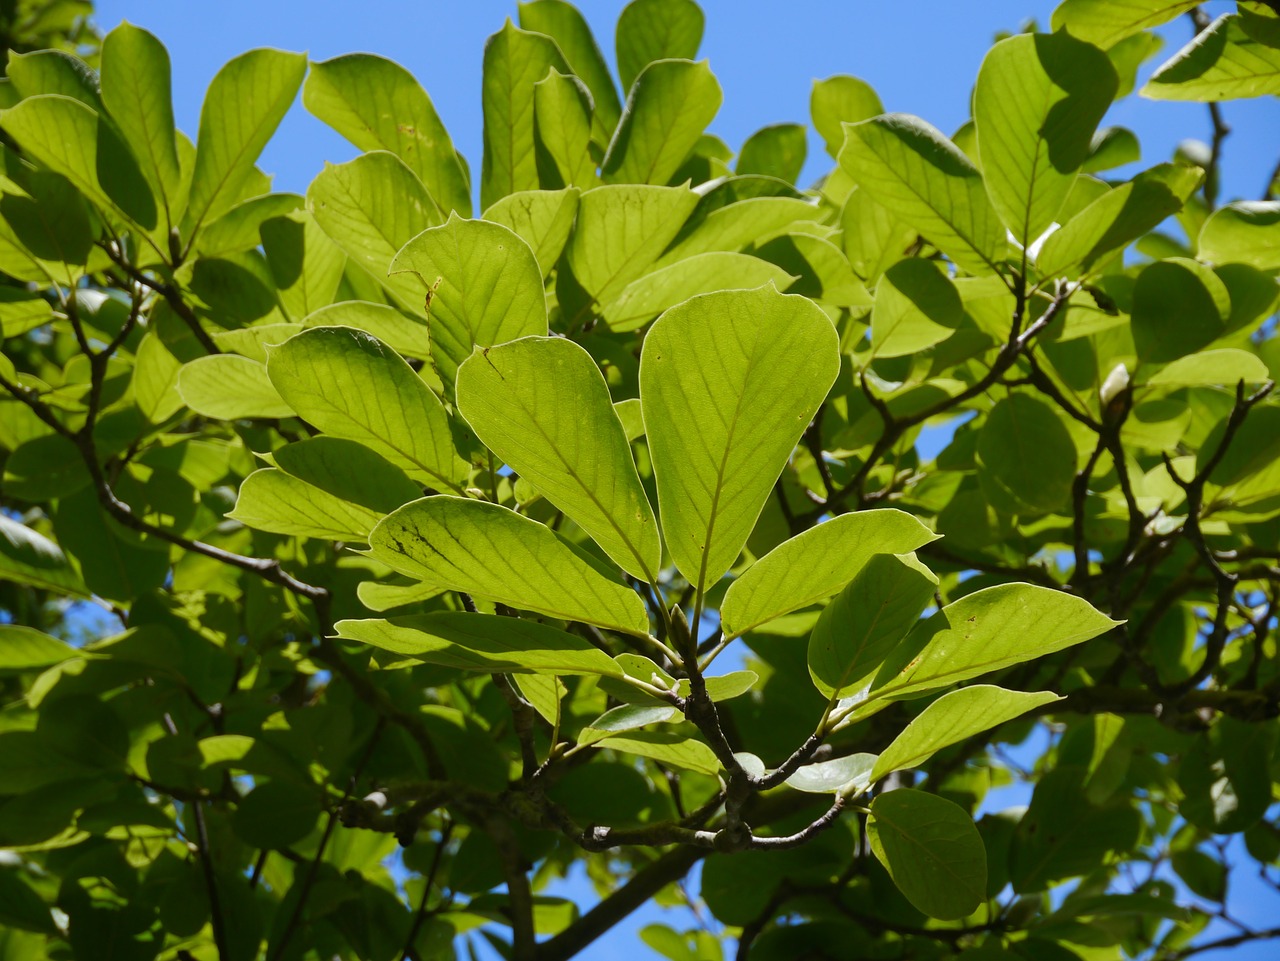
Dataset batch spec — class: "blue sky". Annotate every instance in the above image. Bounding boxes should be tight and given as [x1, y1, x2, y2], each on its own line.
[88, 1, 1280, 958]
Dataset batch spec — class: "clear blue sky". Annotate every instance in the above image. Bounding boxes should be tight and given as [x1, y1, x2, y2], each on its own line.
[89, 1, 1280, 957]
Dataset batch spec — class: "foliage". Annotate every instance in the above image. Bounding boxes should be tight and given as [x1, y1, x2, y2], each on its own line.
[1, 1, 1280, 960]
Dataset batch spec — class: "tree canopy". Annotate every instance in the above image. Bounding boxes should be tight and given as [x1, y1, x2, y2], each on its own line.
[2, 1, 1280, 960]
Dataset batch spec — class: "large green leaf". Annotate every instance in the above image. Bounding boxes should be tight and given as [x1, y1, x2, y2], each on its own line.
[1198, 201, 1280, 270]
[456, 337, 660, 580]
[868, 789, 987, 920]
[273, 436, 422, 510]
[336, 612, 624, 677]
[1131, 257, 1230, 364]
[615, 0, 705, 91]
[976, 394, 1077, 514]
[0, 94, 157, 231]
[974, 32, 1117, 245]
[260, 211, 345, 321]
[176, 355, 293, 420]
[369, 496, 649, 635]
[231, 780, 322, 849]
[518, 0, 622, 136]
[534, 70, 599, 188]
[301, 301, 430, 359]
[483, 187, 580, 277]
[6, 49, 101, 107]
[480, 20, 568, 211]
[810, 75, 884, 159]
[640, 285, 840, 589]
[839, 114, 1006, 276]
[722, 510, 937, 639]
[871, 258, 966, 357]
[871, 686, 1062, 781]
[390, 214, 547, 390]
[303, 53, 471, 217]
[807, 554, 938, 699]
[1051, 0, 1198, 48]
[307, 151, 441, 310]
[566, 184, 698, 307]
[183, 49, 306, 232]
[100, 22, 180, 232]
[0, 514, 87, 595]
[658, 196, 822, 264]
[1035, 162, 1203, 275]
[861, 584, 1119, 709]
[736, 123, 806, 183]
[266, 326, 464, 490]
[228, 469, 383, 540]
[601, 59, 722, 186]
[597, 731, 719, 775]
[1143, 14, 1280, 100]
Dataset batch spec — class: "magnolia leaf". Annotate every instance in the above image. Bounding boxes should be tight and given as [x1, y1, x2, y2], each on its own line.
[1143, 14, 1280, 100]
[871, 258, 966, 357]
[596, 731, 719, 775]
[976, 394, 1077, 514]
[483, 187, 580, 277]
[810, 75, 883, 159]
[300, 301, 430, 359]
[456, 337, 660, 580]
[580, 704, 677, 746]
[176, 355, 293, 420]
[229, 468, 383, 540]
[518, 0, 622, 136]
[368, 496, 649, 636]
[785, 753, 877, 795]
[1051, 0, 1198, 48]
[1198, 201, 1280, 270]
[615, 0, 705, 91]
[640, 285, 839, 589]
[737, 123, 806, 183]
[534, 70, 599, 189]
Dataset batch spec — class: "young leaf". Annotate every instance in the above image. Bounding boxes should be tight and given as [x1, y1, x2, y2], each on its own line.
[596, 731, 719, 775]
[308, 151, 442, 311]
[785, 753, 878, 795]
[640, 285, 840, 590]
[810, 75, 883, 159]
[481, 20, 568, 211]
[336, 612, 625, 677]
[807, 554, 938, 699]
[1142, 14, 1280, 100]
[871, 686, 1063, 781]
[839, 114, 1006, 276]
[519, 0, 622, 136]
[368, 496, 650, 636]
[615, 0, 705, 91]
[974, 32, 1118, 246]
[266, 327, 464, 490]
[303, 52, 471, 217]
[868, 789, 987, 920]
[456, 337, 661, 580]
[871, 258, 966, 357]
[723, 510, 937, 640]
[391, 214, 548, 390]
[183, 49, 307, 233]
[580, 704, 678, 746]
[601, 59, 722, 186]
[976, 394, 1077, 514]
[100, 22, 180, 231]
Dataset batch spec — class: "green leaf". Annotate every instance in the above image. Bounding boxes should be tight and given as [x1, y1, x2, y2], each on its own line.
[736, 123, 806, 183]
[176, 354, 293, 419]
[1083, 126, 1141, 173]
[807, 554, 938, 699]
[871, 686, 1062, 781]
[301, 301, 430, 359]
[601, 59, 722, 187]
[1178, 716, 1273, 834]
[231, 780, 322, 850]
[336, 612, 624, 677]
[53, 486, 169, 603]
[303, 52, 471, 217]
[480, 20, 568, 211]
[308, 151, 442, 311]
[868, 789, 987, 920]
[100, 22, 180, 230]
[519, 0, 622, 136]
[1198, 201, 1280, 270]
[862, 584, 1119, 709]
[1132, 258, 1230, 364]
[7, 49, 101, 107]
[660, 196, 823, 264]
[785, 753, 877, 795]
[456, 337, 660, 579]
[483, 187, 580, 277]
[580, 704, 677, 745]
[566, 183, 698, 307]
[810, 75, 883, 159]
[640, 285, 840, 589]
[184, 48, 307, 232]
[0, 94, 157, 231]
[0, 625, 76, 670]
[839, 114, 1006, 275]
[260, 211, 346, 321]
[722, 510, 937, 639]
[0, 513, 87, 595]
[266, 326, 464, 490]
[1035, 163, 1203, 275]
[974, 32, 1117, 246]
[1142, 349, 1271, 389]
[1143, 14, 1280, 100]
[1051, 0, 1198, 48]
[597, 731, 719, 775]
[615, 0, 705, 91]
[194, 192, 303, 259]
[1171, 849, 1227, 902]
[871, 258, 966, 357]
[368, 496, 649, 635]
[273, 435, 422, 510]
[390, 214, 548, 391]
[130, 332, 184, 423]
[841, 188, 917, 282]
[976, 394, 1077, 514]
[604, 251, 795, 332]
[534, 70, 599, 188]
[228, 468, 383, 540]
